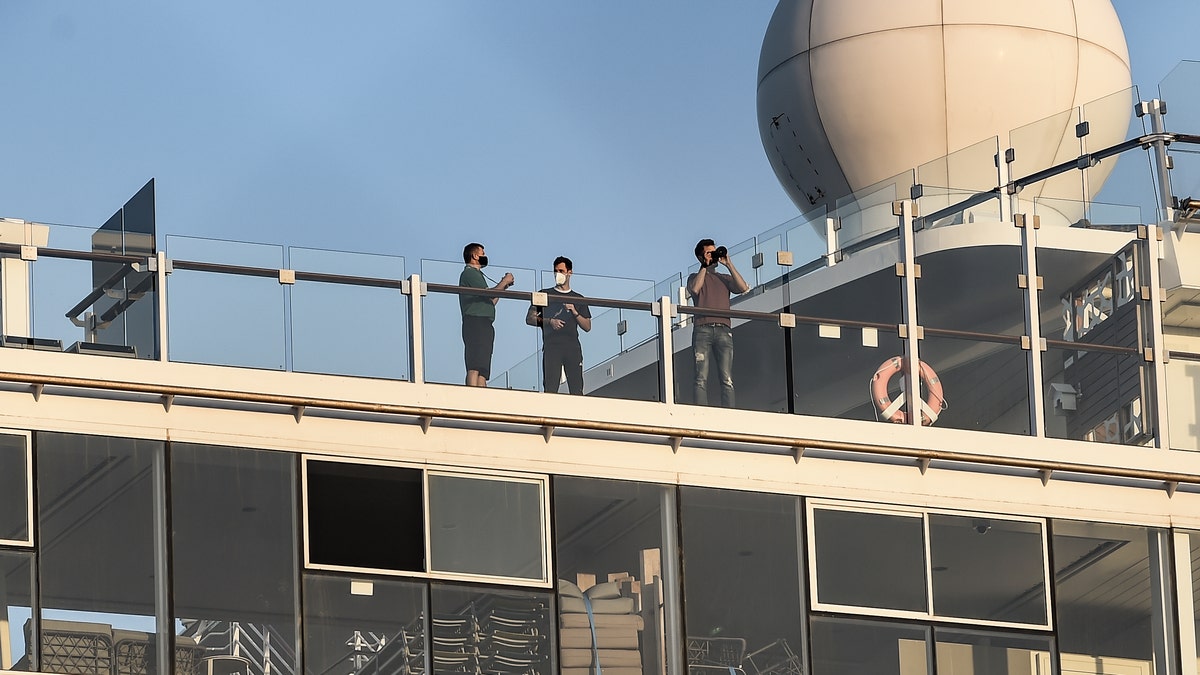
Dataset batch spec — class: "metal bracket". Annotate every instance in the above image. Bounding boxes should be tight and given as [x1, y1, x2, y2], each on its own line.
[1166, 481, 1179, 497]
[751, 252, 764, 269]
[279, 269, 296, 285]
[1144, 347, 1155, 362]
[1040, 469, 1053, 486]
[1075, 121, 1090, 138]
[20, 245, 37, 262]
[918, 458, 931, 475]
[779, 313, 796, 328]
[542, 425, 555, 443]
[532, 291, 548, 307]
[777, 250, 793, 266]
[419, 416, 433, 434]
[616, 319, 628, 336]
[162, 394, 174, 412]
[292, 405, 305, 422]
[31, 383, 43, 401]
[793, 446, 805, 463]
[669, 436, 682, 454]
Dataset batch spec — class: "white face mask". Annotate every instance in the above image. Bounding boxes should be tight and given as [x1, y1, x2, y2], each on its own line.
[554, 271, 568, 286]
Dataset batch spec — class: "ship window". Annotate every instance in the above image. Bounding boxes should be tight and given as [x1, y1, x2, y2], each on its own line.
[428, 473, 547, 583]
[36, 433, 160, 667]
[431, 583, 555, 674]
[680, 487, 805, 674]
[553, 477, 679, 674]
[1053, 521, 1171, 671]
[302, 573, 426, 675]
[0, 550, 33, 670]
[810, 616, 931, 675]
[305, 459, 424, 573]
[172, 443, 298, 674]
[811, 506, 928, 612]
[0, 431, 31, 546]
[929, 514, 1048, 625]
[809, 502, 1050, 628]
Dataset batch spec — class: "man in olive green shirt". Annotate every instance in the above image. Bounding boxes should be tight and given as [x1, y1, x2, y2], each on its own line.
[460, 242, 514, 387]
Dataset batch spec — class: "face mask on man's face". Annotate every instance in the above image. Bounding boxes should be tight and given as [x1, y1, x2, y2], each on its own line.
[555, 271, 568, 286]
[477, 255, 489, 268]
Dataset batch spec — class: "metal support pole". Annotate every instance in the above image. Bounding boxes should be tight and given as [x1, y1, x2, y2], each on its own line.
[157, 251, 170, 363]
[997, 148, 1013, 225]
[152, 445, 173, 675]
[1148, 528, 1179, 675]
[1018, 214, 1047, 437]
[825, 216, 839, 266]
[1144, 99, 1176, 227]
[657, 296, 675, 405]
[1142, 228, 1171, 449]
[896, 200, 922, 427]
[1175, 531, 1198, 675]
[404, 274, 426, 384]
[660, 488, 683, 675]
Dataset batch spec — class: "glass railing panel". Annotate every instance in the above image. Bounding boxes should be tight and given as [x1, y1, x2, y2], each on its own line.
[419, 258, 538, 389]
[916, 237, 1029, 433]
[725, 236, 758, 288]
[523, 270, 654, 396]
[1081, 86, 1159, 226]
[1165, 351, 1200, 451]
[287, 247, 408, 380]
[1160, 60, 1200, 135]
[24, 222, 159, 358]
[781, 206, 829, 278]
[917, 136, 1001, 197]
[165, 236, 286, 370]
[1037, 237, 1151, 445]
[918, 335, 1030, 434]
[1033, 197, 1142, 231]
[673, 302, 789, 413]
[585, 297, 661, 402]
[1009, 107, 1087, 228]
[1171, 146, 1200, 215]
[789, 256, 905, 421]
[916, 187, 1003, 229]
[834, 170, 913, 250]
[1042, 344, 1148, 444]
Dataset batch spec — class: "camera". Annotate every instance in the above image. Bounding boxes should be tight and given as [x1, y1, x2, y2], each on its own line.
[709, 245, 727, 267]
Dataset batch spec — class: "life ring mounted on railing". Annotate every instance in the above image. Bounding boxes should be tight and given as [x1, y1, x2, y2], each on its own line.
[871, 357, 946, 425]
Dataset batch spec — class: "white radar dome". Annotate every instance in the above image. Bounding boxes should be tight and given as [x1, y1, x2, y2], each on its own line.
[758, 0, 1133, 222]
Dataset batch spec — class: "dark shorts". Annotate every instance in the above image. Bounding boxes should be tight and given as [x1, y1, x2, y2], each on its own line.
[462, 315, 495, 380]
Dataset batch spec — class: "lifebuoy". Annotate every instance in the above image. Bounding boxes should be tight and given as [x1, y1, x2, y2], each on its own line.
[871, 357, 946, 425]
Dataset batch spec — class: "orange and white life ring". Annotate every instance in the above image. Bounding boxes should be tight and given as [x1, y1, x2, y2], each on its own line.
[871, 357, 946, 425]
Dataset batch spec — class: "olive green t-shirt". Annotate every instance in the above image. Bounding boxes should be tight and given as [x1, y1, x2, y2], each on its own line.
[459, 265, 495, 320]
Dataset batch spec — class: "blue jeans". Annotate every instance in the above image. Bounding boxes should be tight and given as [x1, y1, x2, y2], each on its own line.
[693, 323, 734, 407]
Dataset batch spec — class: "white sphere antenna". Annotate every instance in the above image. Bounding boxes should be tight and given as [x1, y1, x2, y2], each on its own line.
[757, 0, 1133, 225]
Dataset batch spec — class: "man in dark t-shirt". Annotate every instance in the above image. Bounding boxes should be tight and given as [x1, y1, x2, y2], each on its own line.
[460, 242, 514, 387]
[686, 238, 750, 407]
[526, 256, 592, 394]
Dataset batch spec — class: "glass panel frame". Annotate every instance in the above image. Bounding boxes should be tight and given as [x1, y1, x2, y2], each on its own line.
[808, 500, 1051, 629]
[426, 470, 551, 586]
[0, 430, 32, 547]
[301, 457, 552, 588]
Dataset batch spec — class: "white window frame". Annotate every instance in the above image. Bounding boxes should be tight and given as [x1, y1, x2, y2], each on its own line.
[807, 499, 1052, 630]
[301, 455, 552, 589]
[0, 430, 33, 548]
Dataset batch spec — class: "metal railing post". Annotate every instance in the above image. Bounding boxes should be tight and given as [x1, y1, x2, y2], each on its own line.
[404, 274, 426, 384]
[896, 200, 922, 427]
[157, 251, 170, 363]
[1141, 227, 1171, 449]
[1017, 213, 1047, 437]
[657, 296, 675, 404]
[1140, 99, 1176, 226]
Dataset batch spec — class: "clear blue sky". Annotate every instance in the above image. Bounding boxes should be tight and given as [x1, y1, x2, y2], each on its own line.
[1, 1, 1197, 284]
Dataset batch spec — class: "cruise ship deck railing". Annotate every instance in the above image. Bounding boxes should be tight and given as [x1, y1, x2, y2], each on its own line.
[8, 81, 1200, 448]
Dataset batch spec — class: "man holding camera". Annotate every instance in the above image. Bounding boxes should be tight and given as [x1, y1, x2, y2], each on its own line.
[460, 242, 515, 387]
[526, 256, 592, 394]
[687, 239, 750, 407]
